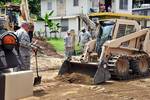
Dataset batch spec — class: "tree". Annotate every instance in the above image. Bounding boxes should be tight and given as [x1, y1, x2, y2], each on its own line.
[44, 11, 60, 38]
[0, 0, 40, 16]
[28, 0, 40, 16]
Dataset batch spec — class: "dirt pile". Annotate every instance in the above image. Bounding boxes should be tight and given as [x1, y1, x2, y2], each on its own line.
[32, 38, 63, 57]
[56, 73, 93, 85]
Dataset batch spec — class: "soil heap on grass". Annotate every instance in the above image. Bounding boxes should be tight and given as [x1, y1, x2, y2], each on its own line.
[56, 73, 93, 85]
[32, 38, 63, 57]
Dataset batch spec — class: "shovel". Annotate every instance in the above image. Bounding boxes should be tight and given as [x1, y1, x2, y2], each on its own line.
[33, 49, 42, 85]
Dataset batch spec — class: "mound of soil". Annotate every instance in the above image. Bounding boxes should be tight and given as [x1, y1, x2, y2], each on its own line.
[32, 38, 63, 57]
[56, 73, 93, 85]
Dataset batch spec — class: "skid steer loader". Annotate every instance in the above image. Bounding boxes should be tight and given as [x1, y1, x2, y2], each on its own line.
[59, 18, 150, 84]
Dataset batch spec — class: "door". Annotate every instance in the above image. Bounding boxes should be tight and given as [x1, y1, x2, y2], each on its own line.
[57, 0, 66, 16]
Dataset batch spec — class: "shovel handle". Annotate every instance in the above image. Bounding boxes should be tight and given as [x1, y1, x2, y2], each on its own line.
[34, 50, 39, 77]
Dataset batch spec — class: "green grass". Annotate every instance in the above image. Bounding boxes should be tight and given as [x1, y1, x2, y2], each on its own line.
[47, 38, 64, 53]
[47, 38, 81, 54]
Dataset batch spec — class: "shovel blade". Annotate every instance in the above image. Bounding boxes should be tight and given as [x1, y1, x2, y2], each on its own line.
[33, 76, 42, 85]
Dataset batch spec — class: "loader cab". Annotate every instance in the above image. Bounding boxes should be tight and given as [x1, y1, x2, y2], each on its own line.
[96, 20, 115, 55]
[96, 21, 115, 46]
[99, 21, 115, 40]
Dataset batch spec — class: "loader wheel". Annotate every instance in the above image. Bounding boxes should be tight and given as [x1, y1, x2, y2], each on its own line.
[137, 58, 149, 75]
[115, 58, 129, 79]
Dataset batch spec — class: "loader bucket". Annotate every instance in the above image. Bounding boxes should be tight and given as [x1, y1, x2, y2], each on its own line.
[58, 60, 111, 84]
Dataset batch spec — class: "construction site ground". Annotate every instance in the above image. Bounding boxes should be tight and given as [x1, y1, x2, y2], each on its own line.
[20, 39, 150, 100]
[19, 54, 150, 100]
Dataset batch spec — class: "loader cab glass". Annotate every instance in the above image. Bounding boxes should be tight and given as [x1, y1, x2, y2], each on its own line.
[97, 21, 115, 43]
[96, 21, 115, 56]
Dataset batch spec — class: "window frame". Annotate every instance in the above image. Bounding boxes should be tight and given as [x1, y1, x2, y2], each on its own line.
[61, 19, 69, 32]
[47, 1, 52, 10]
[119, 0, 128, 10]
[73, 0, 79, 6]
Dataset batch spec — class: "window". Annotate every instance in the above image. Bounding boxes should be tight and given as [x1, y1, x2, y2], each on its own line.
[61, 19, 68, 32]
[117, 24, 126, 38]
[47, 2, 52, 10]
[117, 24, 136, 38]
[119, 0, 128, 10]
[73, 0, 79, 6]
[59, 0, 64, 4]
[126, 25, 135, 35]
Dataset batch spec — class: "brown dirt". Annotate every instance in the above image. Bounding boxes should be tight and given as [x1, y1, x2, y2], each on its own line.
[56, 73, 93, 85]
[31, 55, 64, 71]
[22, 70, 150, 100]
[21, 55, 150, 100]
[32, 38, 63, 57]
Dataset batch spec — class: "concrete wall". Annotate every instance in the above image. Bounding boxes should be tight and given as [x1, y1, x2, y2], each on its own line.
[66, 0, 84, 15]
[41, 0, 57, 17]
[34, 17, 79, 38]
[34, 21, 45, 32]
[68, 17, 79, 34]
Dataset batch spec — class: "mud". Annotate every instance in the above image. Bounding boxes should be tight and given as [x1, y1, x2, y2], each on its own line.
[32, 38, 63, 57]
[56, 73, 93, 85]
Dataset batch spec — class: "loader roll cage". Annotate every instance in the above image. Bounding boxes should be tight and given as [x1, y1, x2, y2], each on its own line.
[89, 12, 150, 21]
[96, 21, 115, 55]
[89, 12, 150, 28]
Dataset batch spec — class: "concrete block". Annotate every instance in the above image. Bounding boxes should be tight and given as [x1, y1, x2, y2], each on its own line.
[0, 70, 33, 100]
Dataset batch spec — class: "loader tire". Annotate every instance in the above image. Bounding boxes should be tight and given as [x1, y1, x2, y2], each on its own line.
[130, 59, 139, 74]
[115, 57, 129, 79]
[136, 58, 149, 75]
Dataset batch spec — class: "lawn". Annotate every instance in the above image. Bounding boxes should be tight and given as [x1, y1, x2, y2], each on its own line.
[47, 38, 64, 53]
[47, 38, 80, 54]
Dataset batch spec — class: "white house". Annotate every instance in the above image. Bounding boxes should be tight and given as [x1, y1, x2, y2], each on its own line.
[112, 0, 150, 26]
[38, 0, 150, 38]
[39, 0, 98, 38]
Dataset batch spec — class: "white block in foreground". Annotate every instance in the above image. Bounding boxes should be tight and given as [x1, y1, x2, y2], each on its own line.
[0, 70, 33, 100]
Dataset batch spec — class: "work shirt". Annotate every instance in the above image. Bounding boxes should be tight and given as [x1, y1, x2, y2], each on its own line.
[15, 28, 31, 56]
[71, 32, 76, 50]
[14, 28, 31, 71]
[64, 35, 73, 48]
[79, 31, 91, 45]
[64, 35, 73, 58]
